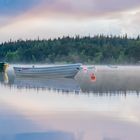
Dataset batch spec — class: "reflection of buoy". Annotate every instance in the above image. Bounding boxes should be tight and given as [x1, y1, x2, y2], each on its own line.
[90, 73, 96, 81]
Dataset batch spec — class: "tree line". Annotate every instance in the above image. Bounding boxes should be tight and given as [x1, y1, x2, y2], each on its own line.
[0, 35, 140, 64]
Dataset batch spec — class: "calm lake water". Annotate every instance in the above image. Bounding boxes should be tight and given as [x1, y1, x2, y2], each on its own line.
[0, 65, 140, 140]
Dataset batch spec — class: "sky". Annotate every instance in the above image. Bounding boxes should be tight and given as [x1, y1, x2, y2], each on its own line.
[0, 0, 140, 42]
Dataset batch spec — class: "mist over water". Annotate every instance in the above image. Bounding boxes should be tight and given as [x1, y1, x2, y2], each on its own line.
[0, 65, 140, 140]
[1, 65, 140, 93]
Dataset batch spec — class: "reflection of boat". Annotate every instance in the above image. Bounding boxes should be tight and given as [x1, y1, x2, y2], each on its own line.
[13, 63, 82, 78]
[14, 77, 81, 92]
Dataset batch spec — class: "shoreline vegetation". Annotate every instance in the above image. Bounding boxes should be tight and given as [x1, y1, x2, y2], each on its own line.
[0, 35, 140, 64]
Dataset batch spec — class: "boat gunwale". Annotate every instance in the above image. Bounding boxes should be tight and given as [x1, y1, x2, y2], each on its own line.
[13, 63, 82, 70]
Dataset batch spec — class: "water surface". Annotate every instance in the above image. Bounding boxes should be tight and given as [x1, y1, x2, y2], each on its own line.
[0, 65, 140, 140]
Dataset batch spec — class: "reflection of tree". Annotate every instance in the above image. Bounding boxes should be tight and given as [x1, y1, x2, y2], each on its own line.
[3, 73, 9, 84]
[0, 72, 9, 84]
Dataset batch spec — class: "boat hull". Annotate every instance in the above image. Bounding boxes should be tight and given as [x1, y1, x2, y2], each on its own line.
[13, 64, 81, 78]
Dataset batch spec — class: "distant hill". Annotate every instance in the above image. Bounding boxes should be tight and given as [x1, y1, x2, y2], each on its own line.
[0, 35, 140, 64]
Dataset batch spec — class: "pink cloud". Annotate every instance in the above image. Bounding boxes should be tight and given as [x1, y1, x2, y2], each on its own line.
[31, 0, 140, 18]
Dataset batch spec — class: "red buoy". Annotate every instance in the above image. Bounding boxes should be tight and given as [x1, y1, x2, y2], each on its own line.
[90, 73, 96, 81]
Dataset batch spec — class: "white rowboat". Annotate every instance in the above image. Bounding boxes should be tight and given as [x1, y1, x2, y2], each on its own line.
[13, 63, 82, 78]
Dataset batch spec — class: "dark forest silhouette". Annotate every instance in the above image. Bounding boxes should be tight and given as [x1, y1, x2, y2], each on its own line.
[0, 35, 140, 64]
